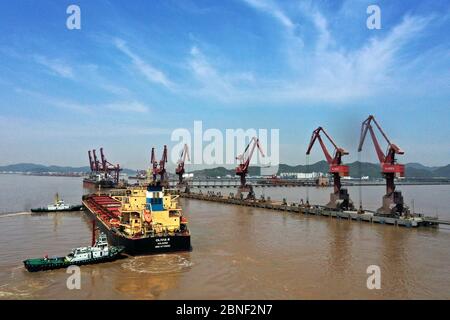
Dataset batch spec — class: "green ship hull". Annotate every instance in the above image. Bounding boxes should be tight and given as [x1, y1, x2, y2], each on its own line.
[23, 246, 125, 272]
[30, 205, 83, 213]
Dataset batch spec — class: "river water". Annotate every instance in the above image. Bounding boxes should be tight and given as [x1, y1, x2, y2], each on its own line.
[0, 174, 449, 299]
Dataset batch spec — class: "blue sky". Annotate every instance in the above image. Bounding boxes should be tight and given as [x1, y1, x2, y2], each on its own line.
[0, 0, 449, 169]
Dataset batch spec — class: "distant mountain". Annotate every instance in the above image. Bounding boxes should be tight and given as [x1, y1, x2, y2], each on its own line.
[0, 163, 136, 175]
[433, 164, 450, 178]
[2, 162, 449, 179]
[188, 161, 450, 179]
[190, 166, 235, 177]
[405, 163, 431, 171]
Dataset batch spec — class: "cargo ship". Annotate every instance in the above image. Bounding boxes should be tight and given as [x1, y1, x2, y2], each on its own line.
[84, 148, 122, 189]
[82, 183, 191, 255]
[83, 173, 115, 189]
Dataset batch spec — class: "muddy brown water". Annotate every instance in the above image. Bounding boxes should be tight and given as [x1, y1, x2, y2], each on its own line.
[0, 174, 449, 299]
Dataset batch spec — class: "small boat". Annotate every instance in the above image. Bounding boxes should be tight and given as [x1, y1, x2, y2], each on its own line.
[31, 193, 83, 213]
[23, 233, 125, 272]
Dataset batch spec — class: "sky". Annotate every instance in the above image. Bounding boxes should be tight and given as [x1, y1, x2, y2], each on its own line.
[0, 0, 449, 170]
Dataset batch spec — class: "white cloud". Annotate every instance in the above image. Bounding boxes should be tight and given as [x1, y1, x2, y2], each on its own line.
[242, 0, 294, 30]
[187, 2, 435, 105]
[104, 101, 149, 113]
[16, 88, 151, 114]
[114, 38, 174, 89]
[188, 46, 236, 101]
[33, 55, 74, 79]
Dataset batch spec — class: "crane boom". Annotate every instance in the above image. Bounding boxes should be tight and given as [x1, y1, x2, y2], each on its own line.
[99, 147, 122, 184]
[100, 148, 107, 175]
[159, 145, 168, 185]
[358, 115, 404, 177]
[235, 137, 265, 188]
[176, 144, 190, 184]
[92, 149, 100, 172]
[306, 127, 349, 176]
[358, 115, 406, 216]
[305, 127, 353, 210]
[88, 151, 94, 172]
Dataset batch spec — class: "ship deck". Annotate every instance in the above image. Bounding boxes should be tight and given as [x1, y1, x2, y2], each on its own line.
[83, 195, 122, 229]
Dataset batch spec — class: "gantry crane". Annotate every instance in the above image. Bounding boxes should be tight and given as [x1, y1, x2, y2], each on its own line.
[235, 137, 265, 199]
[306, 127, 354, 210]
[358, 115, 406, 216]
[88, 150, 95, 172]
[92, 149, 100, 172]
[150, 146, 168, 185]
[159, 145, 168, 186]
[150, 147, 159, 182]
[87, 148, 121, 185]
[99, 147, 122, 185]
[175, 144, 190, 185]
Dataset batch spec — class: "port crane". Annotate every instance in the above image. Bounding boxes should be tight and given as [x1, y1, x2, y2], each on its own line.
[175, 144, 190, 185]
[358, 115, 406, 216]
[88, 150, 95, 172]
[159, 145, 168, 186]
[150, 146, 168, 185]
[92, 149, 101, 172]
[150, 147, 159, 182]
[99, 148, 122, 185]
[235, 137, 265, 199]
[306, 127, 354, 210]
[87, 148, 121, 185]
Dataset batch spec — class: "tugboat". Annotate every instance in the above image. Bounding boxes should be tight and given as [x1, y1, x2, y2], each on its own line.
[31, 193, 83, 213]
[23, 233, 124, 272]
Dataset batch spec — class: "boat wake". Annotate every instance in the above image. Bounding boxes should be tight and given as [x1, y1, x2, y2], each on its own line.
[0, 211, 31, 218]
[0, 267, 55, 299]
[121, 254, 193, 274]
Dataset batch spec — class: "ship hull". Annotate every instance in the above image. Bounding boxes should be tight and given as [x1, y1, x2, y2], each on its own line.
[83, 202, 191, 256]
[31, 205, 83, 213]
[23, 249, 124, 272]
[83, 178, 115, 189]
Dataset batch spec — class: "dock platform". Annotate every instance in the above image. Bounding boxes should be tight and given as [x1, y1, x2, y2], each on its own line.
[179, 192, 443, 228]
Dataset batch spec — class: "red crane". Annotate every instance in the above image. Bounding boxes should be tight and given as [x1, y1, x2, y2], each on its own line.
[235, 137, 265, 198]
[92, 149, 101, 172]
[358, 115, 406, 216]
[150, 146, 168, 185]
[175, 144, 190, 184]
[306, 127, 353, 210]
[88, 150, 95, 172]
[159, 145, 168, 185]
[150, 147, 159, 182]
[99, 147, 122, 185]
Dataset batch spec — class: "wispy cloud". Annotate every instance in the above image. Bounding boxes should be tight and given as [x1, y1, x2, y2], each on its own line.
[187, 1, 435, 104]
[242, 0, 295, 30]
[16, 88, 150, 114]
[33, 55, 74, 79]
[104, 101, 149, 113]
[114, 38, 174, 89]
[188, 46, 238, 101]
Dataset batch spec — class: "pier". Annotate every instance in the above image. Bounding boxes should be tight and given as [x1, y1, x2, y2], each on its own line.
[177, 191, 447, 228]
[160, 178, 450, 189]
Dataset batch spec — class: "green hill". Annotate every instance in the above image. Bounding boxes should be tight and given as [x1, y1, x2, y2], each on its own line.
[0, 163, 136, 175]
[189, 161, 450, 179]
